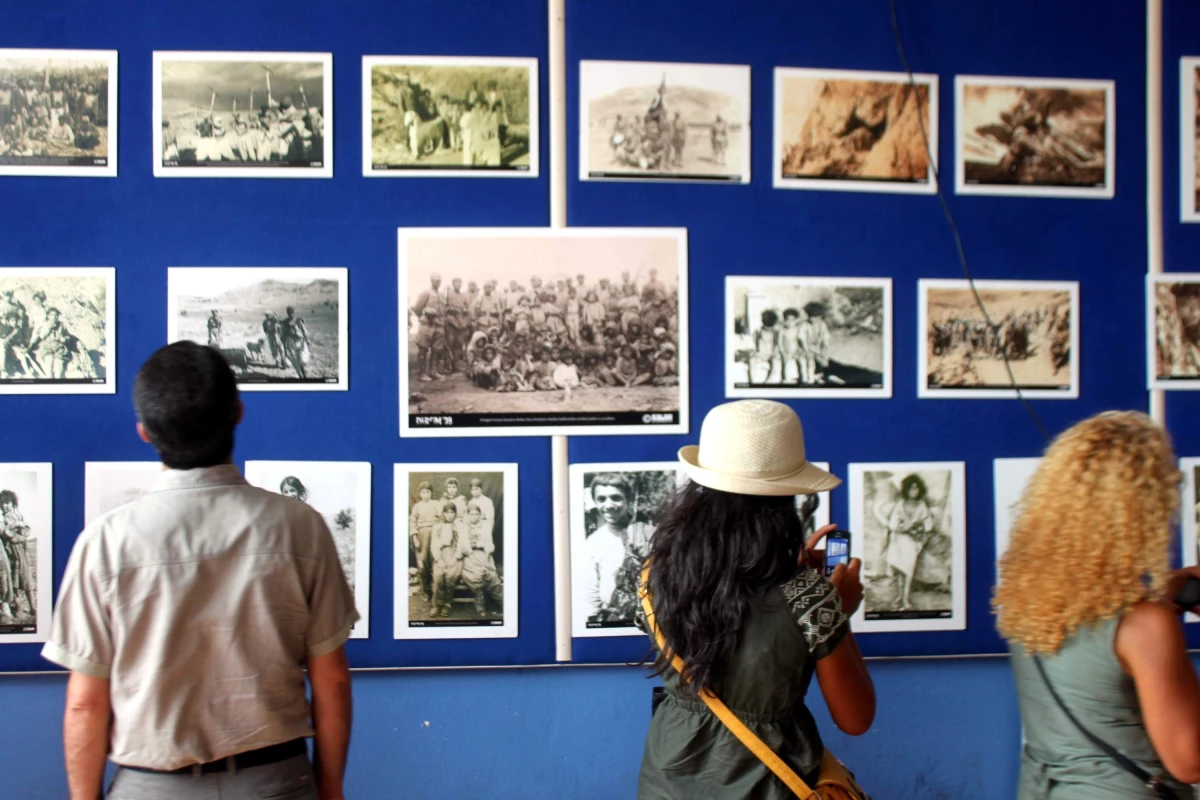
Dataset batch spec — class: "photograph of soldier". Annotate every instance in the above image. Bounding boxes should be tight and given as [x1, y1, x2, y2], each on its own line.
[0, 269, 112, 393]
[83, 462, 162, 526]
[774, 67, 936, 193]
[921, 279, 1077, 399]
[400, 229, 688, 437]
[168, 267, 347, 390]
[244, 461, 371, 639]
[154, 52, 330, 177]
[727, 277, 890, 399]
[365, 56, 536, 176]
[580, 60, 750, 183]
[957, 76, 1113, 198]
[1149, 275, 1200, 388]
[0, 49, 115, 175]
[1183, 60, 1200, 221]
[0, 464, 50, 640]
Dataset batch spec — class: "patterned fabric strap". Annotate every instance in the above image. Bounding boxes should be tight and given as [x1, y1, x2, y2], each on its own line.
[638, 563, 817, 800]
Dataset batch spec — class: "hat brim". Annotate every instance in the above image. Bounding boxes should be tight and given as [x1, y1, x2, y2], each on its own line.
[678, 445, 841, 497]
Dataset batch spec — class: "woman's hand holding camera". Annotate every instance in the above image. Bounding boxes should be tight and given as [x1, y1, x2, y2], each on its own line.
[805, 524, 864, 617]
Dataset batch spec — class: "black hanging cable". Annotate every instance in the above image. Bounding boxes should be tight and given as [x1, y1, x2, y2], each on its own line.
[887, 0, 1052, 442]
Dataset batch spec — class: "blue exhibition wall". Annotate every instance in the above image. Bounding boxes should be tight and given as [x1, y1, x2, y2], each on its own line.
[0, 0, 1180, 674]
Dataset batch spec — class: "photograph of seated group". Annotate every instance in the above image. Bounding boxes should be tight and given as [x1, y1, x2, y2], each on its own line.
[1, 0, 1199, 798]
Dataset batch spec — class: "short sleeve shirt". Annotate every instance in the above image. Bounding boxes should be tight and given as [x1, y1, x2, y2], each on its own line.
[41, 465, 359, 770]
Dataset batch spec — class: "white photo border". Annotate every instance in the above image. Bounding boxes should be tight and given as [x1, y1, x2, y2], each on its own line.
[848, 461, 967, 634]
[361, 55, 539, 179]
[166, 266, 349, 392]
[918, 278, 1080, 399]
[724, 275, 893, 399]
[954, 75, 1115, 199]
[0, 462, 53, 644]
[992, 457, 1041, 585]
[83, 461, 162, 526]
[0, 49, 118, 178]
[1181, 458, 1200, 622]
[393, 462, 519, 640]
[1182, 59, 1200, 222]
[152, 51, 333, 179]
[772, 67, 938, 194]
[398, 227, 690, 438]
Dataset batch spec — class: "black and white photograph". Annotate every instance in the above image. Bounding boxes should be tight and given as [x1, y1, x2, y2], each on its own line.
[919, 279, 1078, 399]
[153, 51, 331, 179]
[1148, 274, 1200, 390]
[363, 55, 537, 177]
[245, 461, 371, 639]
[848, 462, 966, 633]
[393, 464, 518, 639]
[0, 463, 52, 643]
[773, 67, 937, 193]
[0, 267, 115, 394]
[569, 462, 682, 637]
[399, 228, 689, 437]
[726, 276, 891, 399]
[1182, 59, 1200, 222]
[167, 267, 348, 391]
[84, 462, 162, 526]
[579, 60, 750, 183]
[798, 461, 833, 540]
[0, 49, 117, 177]
[956, 75, 1114, 199]
[1180, 459, 1200, 623]
[993, 457, 1041, 582]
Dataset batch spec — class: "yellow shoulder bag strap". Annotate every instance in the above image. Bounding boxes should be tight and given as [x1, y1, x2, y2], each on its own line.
[638, 563, 817, 800]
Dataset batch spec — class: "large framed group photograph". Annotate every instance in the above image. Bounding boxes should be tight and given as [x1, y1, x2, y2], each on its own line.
[773, 67, 937, 193]
[919, 279, 1078, 399]
[579, 60, 750, 184]
[1182, 58, 1200, 222]
[245, 461, 372, 639]
[363, 55, 537, 177]
[955, 75, 1114, 199]
[726, 276, 891, 399]
[83, 461, 162, 525]
[0, 48, 117, 177]
[393, 463, 518, 640]
[0, 463, 52, 644]
[153, 51, 332, 178]
[167, 267, 348, 391]
[1148, 273, 1200, 389]
[399, 227, 688, 437]
[0, 267, 115, 394]
[848, 461, 967, 634]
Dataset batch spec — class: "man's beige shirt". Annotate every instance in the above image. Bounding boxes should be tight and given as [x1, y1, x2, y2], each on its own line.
[41, 465, 359, 770]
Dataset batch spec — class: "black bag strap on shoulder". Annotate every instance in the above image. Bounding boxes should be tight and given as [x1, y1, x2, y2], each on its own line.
[1032, 656, 1180, 800]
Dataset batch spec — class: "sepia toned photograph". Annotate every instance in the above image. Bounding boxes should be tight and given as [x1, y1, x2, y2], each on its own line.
[0, 463, 52, 643]
[394, 464, 518, 639]
[363, 55, 537, 177]
[580, 60, 749, 183]
[849, 462, 966, 633]
[569, 462, 682, 637]
[1148, 273, 1200, 389]
[84, 462, 162, 526]
[167, 267, 347, 391]
[0, 267, 115, 394]
[920, 279, 1078, 399]
[399, 228, 689, 437]
[245, 461, 371, 639]
[1182, 59, 1200, 222]
[0, 49, 117, 177]
[992, 457, 1041, 582]
[773, 67, 937, 193]
[956, 75, 1114, 198]
[726, 276, 891, 399]
[153, 51, 331, 178]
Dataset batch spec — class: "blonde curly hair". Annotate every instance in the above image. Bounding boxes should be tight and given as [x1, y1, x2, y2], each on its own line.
[994, 411, 1182, 655]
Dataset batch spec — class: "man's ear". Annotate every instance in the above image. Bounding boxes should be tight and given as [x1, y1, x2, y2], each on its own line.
[136, 421, 152, 444]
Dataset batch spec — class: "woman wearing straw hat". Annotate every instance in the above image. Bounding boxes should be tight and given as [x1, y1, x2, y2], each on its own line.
[638, 400, 875, 798]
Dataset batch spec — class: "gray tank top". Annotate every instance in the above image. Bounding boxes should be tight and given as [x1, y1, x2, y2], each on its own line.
[1011, 616, 1191, 799]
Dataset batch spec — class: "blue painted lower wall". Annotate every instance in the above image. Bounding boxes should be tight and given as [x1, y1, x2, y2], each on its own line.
[1, 658, 1023, 799]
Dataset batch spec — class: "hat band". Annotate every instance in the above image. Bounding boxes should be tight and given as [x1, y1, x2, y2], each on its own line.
[697, 457, 809, 481]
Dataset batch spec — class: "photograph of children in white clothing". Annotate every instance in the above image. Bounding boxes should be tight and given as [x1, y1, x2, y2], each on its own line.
[726, 276, 891, 399]
[569, 462, 682, 637]
[394, 464, 518, 639]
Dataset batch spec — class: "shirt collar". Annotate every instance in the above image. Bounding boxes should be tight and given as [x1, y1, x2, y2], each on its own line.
[152, 464, 247, 493]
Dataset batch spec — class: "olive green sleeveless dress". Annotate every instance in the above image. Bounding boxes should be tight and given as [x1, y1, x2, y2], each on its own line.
[1011, 616, 1191, 799]
[637, 567, 850, 800]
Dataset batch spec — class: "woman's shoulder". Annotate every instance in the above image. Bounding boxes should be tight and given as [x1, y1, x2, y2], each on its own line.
[778, 567, 850, 658]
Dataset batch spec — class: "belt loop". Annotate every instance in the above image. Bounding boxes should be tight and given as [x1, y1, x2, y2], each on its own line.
[227, 755, 238, 775]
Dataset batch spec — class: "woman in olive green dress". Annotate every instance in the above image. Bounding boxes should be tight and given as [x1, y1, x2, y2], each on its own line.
[638, 400, 875, 798]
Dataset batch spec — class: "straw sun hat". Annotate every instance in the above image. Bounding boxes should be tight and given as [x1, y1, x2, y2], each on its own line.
[678, 400, 840, 497]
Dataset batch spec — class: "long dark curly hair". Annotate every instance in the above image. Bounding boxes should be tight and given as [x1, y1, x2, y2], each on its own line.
[647, 481, 811, 698]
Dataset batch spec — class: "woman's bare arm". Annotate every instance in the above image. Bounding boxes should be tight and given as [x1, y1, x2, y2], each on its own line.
[815, 558, 875, 735]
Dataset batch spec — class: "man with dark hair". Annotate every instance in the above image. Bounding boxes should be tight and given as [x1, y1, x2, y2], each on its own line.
[42, 341, 356, 800]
